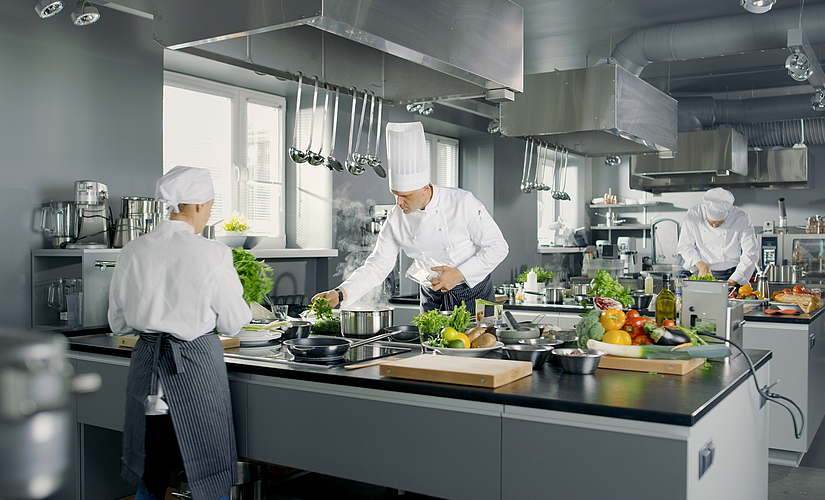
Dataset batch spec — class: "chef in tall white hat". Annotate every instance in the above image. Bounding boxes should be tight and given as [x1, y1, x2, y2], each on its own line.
[677, 187, 758, 286]
[314, 122, 509, 316]
[109, 165, 251, 500]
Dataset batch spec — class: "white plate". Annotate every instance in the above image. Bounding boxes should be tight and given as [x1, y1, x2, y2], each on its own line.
[768, 301, 803, 312]
[238, 332, 282, 345]
[730, 297, 769, 306]
[423, 341, 504, 357]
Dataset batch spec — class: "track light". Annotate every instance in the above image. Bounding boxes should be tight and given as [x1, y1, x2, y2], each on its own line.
[812, 90, 825, 111]
[419, 103, 435, 116]
[786, 50, 812, 81]
[406, 103, 422, 113]
[740, 0, 775, 14]
[71, 1, 99, 26]
[605, 155, 622, 166]
[35, 0, 64, 18]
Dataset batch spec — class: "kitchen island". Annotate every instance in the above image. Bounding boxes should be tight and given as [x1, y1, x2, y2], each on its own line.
[64, 333, 770, 500]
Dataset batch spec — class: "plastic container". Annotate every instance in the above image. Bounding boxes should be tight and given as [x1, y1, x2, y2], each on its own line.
[588, 259, 623, 280]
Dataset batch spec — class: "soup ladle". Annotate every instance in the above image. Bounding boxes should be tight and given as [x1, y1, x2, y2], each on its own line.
[308, 82, 328, 167]
[347, 90, 368, 175]
[288, 73, 307, 163]
[305, 77, 324, 166]
[368, 96, 386, 178]
[326, 87, 344, 172]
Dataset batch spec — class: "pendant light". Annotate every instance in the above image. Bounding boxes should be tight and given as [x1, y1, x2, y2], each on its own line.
[740, 0, 776, 14]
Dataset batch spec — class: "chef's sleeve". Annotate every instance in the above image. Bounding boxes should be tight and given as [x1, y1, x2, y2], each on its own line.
[212, 248, 253, 335]
[676, 210, 703, 271]
[730, 214, 759, 285]
[107, 253, 133, 335]
[456, 197, 509, 287]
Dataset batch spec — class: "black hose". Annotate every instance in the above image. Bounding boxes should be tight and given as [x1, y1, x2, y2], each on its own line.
[702, 332, 804, 439]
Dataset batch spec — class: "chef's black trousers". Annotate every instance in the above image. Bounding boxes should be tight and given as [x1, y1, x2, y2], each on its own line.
[142, 414, 184, 497]
[420, 274, 494, 316]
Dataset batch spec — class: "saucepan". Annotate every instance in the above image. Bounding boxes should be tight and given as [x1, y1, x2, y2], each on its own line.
[340, 308, 393, 338]
[282, 331, 396, 359]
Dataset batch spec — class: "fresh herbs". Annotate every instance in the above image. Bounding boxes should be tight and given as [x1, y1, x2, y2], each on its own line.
[690, 273, 717, 281]
[516, 266, 554, 283]
[222, 212, 250, 232]
[412, 309, 448, 335]
[231, 247, 273, 304]
[309, 297, 341, 334]
[588, 269, 632, 308]
[447, 302, 472, 332]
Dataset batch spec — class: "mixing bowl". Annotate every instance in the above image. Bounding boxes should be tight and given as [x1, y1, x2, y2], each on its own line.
[553, 348, 605, 374]
[496, 326, 541, 344]
[503, 344, 554, 369]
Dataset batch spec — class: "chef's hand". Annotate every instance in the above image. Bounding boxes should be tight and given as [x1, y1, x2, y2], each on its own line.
[429, 266, 465, 292]
[727, 278, 739, 287]
[695, 261, 711, 277]
[312, 288, 346, 308]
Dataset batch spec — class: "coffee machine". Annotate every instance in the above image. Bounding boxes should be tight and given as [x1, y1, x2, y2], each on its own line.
[617, 237, 642, 275]
[66, 180, 110, 248]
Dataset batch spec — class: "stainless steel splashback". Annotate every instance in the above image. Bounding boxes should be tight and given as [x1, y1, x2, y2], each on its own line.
[153, 0, 523, 104]
[499, 65, 678, 157]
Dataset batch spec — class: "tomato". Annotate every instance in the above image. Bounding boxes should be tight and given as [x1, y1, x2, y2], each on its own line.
[662, 319, 676, 327]
[602, 330, 632, 345]
[626, 309, 640, 319]
[633, 334, 654, 345]
[623, 316, 650, 339]
[783, 288, 792, 294]
[793, 285, 806, 294]
[599, 308, 626, 331]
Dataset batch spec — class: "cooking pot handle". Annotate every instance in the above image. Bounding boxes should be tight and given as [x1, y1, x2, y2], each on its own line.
[348, 331, 396, 349]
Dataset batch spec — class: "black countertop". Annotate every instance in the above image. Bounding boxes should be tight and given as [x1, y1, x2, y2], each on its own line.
[66, 333, 770, 428]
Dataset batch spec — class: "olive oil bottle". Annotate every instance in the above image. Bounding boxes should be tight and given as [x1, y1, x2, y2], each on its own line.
[655, 274, 676, 325]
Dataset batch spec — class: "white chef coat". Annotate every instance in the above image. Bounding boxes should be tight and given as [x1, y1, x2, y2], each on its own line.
[108, 220, 252, 340]
[339, 186, 509, 305]
[677, 204, 759, 285]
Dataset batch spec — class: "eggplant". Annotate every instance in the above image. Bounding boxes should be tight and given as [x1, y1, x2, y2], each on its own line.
[642, 322, 692, 346]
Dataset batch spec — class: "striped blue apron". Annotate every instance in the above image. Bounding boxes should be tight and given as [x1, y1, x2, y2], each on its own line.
[419, 274, 494, 315]
[122, 332, 237, 500]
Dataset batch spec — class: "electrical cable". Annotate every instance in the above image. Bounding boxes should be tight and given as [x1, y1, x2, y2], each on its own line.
[702, 331, 804, 439]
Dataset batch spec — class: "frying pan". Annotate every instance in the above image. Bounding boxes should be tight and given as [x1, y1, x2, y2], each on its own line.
[283, 331, 395, 359]
[382, 325, 419, 342]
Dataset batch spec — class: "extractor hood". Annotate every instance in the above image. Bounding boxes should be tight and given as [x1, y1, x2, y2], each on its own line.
[498, 65, 677, 157]
[152, 0, 523, 105]
[630, 129, 811, 192]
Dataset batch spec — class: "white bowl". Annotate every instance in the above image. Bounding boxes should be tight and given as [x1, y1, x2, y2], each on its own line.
[219, 235, 247, 248]
[768, 300, 803, 312]
[423, 341, 504, 357]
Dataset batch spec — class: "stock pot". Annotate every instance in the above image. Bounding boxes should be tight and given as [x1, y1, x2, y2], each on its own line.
[340, 308, 393, 338]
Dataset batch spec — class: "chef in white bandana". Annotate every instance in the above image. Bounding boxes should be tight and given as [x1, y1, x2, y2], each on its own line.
[313, 122, 509, 315]
[677, 187, 758, 286]
[109, 166, 251, 500]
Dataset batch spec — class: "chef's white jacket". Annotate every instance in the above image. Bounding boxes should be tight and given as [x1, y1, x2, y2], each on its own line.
[108, 220, 252, 340]
[339, 186, 509, 305]
[677, 204, 759, 285]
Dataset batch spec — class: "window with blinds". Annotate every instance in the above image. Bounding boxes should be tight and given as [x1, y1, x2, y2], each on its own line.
[425, 132, 459, 188]
[162, 72, 286, 246]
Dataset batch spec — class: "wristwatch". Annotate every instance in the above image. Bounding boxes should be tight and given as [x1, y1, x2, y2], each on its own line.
[334, 288, 344, 303]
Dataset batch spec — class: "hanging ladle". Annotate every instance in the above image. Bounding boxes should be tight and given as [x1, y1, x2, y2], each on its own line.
[308, 82, 328, 167]
[347, 90, 368, 175]
[304, 77, 324, 166]
[536, 141, 550, 191]
[345, 89, 365, 175]
[326, 87, 344, 172]
[558, 148, 571, 201]
[522, 138, 535, 194]
[519, 138, 531, 193]
[551, 146, 562, 200]
[368, 95, 386, 178]
[353, 92, 374, 167]
[288, 72, 307, 163]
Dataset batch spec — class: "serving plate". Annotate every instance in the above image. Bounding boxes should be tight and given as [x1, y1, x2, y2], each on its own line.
[423, 341, 504, 357]
[730, 297, 768, 306]
[238, 331, 282, 346]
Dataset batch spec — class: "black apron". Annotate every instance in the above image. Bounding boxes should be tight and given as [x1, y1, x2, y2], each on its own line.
[420, 274, 494, 315]
[122, 332, 237, 500]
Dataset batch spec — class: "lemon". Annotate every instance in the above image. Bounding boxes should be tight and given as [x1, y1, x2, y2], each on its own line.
[441, 327, 460, 342]
[602, 330, 632, 345]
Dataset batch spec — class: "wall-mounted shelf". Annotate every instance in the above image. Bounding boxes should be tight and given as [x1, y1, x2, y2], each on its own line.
[537, 246, 586, 254]
[590, 224, 651, 230]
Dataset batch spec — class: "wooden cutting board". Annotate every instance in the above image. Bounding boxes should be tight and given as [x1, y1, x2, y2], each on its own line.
[598, 355, 705, 375]
[118, 335, 240, 349]
[379, 355, 532, 388]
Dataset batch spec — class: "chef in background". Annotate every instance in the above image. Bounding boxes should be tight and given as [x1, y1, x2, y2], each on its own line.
[108, 166, 251, 500]
[677, 187, 758, 286]
[314, 121, 508, 315]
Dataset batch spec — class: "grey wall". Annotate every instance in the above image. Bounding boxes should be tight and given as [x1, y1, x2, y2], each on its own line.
[1, 4, 161, 328]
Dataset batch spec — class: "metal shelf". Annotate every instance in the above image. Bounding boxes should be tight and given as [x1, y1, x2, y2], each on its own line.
[537, 246, 586, 254]
[590, 201, 663, 209]
[591, 224, 651, 230]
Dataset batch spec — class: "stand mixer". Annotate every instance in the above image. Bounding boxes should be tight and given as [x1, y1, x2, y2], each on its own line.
[65, 180, 110, 248]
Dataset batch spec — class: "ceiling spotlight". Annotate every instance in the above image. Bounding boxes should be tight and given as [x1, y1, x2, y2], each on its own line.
[786, 50, 813, 81]
[487, 118, 500, 134]
[419, 103, 435, 116]
[406, 103, 423, 113]
[740, 0, 775, 13]
[812, 90, 825, 111]
[71, 1, 99, 26]
[605, 155, 622, 166]
[35, 0, 64, 18]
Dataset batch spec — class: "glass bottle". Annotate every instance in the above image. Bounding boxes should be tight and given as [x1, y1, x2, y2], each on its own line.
[655, 274, 676, 325]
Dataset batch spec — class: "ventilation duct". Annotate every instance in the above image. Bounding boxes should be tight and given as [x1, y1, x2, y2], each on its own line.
[498, 65, 677, 157]
[152, 0, 523, 105]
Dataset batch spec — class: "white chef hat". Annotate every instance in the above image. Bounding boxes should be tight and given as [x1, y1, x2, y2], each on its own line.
[155, 166, 215, 214]
[386, 122, 430, 192]
[703, 187, 734, 221]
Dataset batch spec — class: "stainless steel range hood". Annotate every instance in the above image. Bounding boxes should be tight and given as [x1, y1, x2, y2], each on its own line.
[499, 65, 677, 157]
[153, 0, 523, 105]
[630, 130, 811, 192]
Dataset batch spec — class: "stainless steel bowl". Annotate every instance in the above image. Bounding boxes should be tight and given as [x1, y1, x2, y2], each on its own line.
[519, 337, 564, 348]
[496, 326, 541, 344]
[630, 292, 654, 310]
[553, 348, 605, 374]
[503, 344, 554, 369]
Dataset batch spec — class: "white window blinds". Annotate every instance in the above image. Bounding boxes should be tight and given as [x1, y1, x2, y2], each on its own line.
[425, 133, 459, 188]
